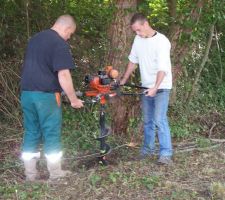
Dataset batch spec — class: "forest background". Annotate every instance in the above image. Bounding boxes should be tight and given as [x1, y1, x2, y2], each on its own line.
[0, 0, 225, 199]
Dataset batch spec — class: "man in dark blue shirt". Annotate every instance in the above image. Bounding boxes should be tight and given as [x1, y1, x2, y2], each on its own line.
[20, 15, 83, 181]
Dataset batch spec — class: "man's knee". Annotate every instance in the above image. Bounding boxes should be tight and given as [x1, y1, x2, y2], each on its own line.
[154, 117, 168, 128]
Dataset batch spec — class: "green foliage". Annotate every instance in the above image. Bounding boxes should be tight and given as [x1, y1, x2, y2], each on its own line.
[138, 0, 169, 31]
[139, 176, 160, 191]
[170, 189, 198, 200]
[127, 116, 142, 139]
[0, 0, 27, 58]
[106, 169, 161, 191]
[0, 183, 48, 200]
[171, 119, 202, 139]
[62, 104, 100, 154]
[210, 182, 225, 199]
[67, 0, 114, 69]
[0, 0, 114, 60]
[170, 118, 192, 139]
[89, 173, 102, 187]
[109, 171, 121, 183]
[68, 0, 114, 37]
[196, 137, 211, 148]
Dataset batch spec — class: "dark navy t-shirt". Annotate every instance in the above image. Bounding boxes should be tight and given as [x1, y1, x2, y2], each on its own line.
[21, 29, 75, 92]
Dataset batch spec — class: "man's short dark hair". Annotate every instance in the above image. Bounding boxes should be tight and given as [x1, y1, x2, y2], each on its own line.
[130, 13, 148, 25]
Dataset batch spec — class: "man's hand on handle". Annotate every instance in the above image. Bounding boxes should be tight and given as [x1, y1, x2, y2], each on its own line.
[58, 69, 84, 109]
[144, 87, 158, 97]
[119, 79, 126, 86]
[71, 98, 84, 108]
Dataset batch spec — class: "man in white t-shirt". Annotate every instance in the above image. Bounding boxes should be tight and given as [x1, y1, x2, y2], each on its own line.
[120, 13, 173, 165]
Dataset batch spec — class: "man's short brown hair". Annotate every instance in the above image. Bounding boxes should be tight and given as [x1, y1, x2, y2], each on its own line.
[130, 13, 148, 25]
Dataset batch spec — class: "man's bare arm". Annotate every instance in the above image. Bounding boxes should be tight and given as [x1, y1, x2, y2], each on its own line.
[58, 69, 83, 108]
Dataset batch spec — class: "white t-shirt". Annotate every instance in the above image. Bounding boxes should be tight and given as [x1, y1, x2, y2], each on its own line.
[128, 32, 172, 89]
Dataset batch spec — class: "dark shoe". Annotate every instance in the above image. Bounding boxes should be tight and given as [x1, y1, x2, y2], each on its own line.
[157, 156, 173, 165]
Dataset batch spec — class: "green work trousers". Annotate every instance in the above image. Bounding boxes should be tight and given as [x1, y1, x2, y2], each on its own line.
[21, 91, 62, 154]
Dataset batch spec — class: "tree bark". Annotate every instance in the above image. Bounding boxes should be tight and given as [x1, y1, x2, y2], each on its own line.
[166, 0, 205, 104]
[106, 0, 140, 134]
[106, 0, 137, 69]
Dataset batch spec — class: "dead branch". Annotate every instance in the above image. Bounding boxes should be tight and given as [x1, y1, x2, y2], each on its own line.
[209, 139, 225, 143]
[175, 143, 222, 153]
[186, 24, 215, 104]
[209, 123, 217, 138]
[0, 59, 22, 126]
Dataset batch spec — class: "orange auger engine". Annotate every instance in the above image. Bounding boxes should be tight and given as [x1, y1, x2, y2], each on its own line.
[83, 66, 148, 100]
[84, 66, 119, 104]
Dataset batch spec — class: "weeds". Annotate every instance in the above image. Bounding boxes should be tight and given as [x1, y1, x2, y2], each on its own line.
[0, 183, 48, 200]
[210, 182, 225, 200]
[89, 173, 101, 187]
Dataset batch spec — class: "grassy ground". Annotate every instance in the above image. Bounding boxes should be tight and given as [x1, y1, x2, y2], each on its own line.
[0, 124, 225, 200]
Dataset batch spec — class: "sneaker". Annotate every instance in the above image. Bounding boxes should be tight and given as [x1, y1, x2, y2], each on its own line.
[157, 156, 173, 165]
[134, 153, 155, 161]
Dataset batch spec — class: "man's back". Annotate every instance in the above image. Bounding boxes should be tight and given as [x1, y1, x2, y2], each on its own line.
[21, 29, 73, 92]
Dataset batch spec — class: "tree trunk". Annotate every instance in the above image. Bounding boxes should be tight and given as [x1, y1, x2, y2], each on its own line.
[106, 0, 140, 134]
[106, 0, 138, 69]
[166, 0, 205, 104]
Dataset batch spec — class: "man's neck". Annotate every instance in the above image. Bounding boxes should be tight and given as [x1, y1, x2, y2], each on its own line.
[51, 26, 66, 41]
[146, 28, 157, 38]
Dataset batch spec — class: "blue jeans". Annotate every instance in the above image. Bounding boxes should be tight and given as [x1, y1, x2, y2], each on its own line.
[141, 89, 173, 157]
[21, 91, 62, 154]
